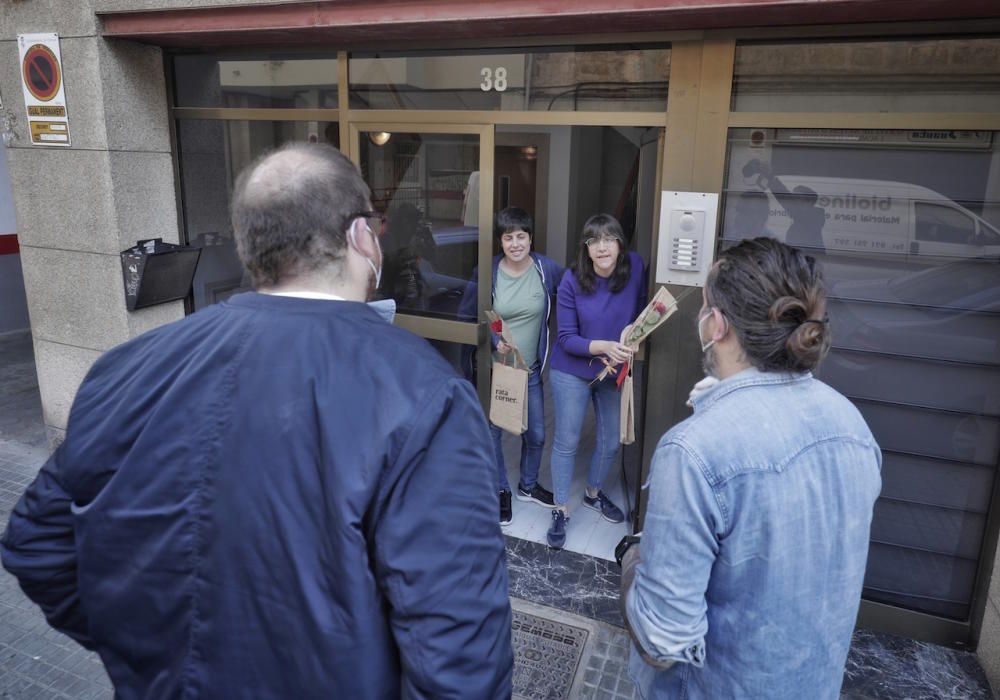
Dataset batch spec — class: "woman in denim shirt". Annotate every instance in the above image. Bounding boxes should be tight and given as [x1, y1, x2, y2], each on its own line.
[547, 214, 646, 549]
[621, 238, 881, 699]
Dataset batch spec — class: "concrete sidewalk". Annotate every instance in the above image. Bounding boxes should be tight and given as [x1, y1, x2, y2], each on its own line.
[0, 331, 112, 699]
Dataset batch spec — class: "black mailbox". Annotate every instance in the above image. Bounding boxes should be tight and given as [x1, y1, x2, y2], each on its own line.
[120, 239, 202, 311]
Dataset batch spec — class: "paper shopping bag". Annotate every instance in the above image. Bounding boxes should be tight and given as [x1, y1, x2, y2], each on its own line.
[490, 357, 529, 435]
[620, 368, 635, 445]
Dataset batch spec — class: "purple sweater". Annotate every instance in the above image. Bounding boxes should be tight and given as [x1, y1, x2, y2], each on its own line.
[551, 251, 647, 380]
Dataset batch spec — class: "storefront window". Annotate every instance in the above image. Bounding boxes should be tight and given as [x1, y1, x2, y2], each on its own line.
[176, 119, 340, 309]
[174, 55, 339, 109]
[360, 131, 481, 320]
[732, 38, 1000, 112]
[720, 127, 1000, 620]
[349, 45, 669, 112]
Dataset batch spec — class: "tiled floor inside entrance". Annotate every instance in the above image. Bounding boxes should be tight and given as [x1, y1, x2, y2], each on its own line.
[497, 368, 637, 561]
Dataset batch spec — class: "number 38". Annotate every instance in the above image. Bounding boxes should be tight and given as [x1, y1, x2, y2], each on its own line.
[480, 67, 508, 92]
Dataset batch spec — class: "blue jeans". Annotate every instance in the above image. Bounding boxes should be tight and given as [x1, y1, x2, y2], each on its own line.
[490, 365, 545, 492]
[549, 369, 621, 507]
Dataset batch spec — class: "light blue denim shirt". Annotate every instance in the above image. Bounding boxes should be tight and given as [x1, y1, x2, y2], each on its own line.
[627, 367, 882, 699]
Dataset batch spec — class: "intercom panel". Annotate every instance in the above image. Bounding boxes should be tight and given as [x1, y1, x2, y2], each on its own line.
[655, 191, 720, 288]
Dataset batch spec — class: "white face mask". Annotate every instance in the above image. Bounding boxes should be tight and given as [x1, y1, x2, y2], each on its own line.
[698, 307, 722, 379]
[697, 308, 716, 353]
[364, 254, 382, 291]
[350, 219, 383, 294]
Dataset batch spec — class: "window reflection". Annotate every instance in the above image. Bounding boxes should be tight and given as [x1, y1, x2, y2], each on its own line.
[887, 261, 999, 312]
[732, 38, 1000, 113]
[362, 133, 480, 320]
[721, 127, 1000, 620]
[428, 340, 477, 378]
[915, 202, 977, 247]
[176, 120, 340, 310]
[349, 45, 669, 112]
[726, 129, 1000, 259]
[174, 55, 339, 109]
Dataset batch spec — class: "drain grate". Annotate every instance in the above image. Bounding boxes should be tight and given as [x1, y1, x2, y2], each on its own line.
[511, 607, 590, 699]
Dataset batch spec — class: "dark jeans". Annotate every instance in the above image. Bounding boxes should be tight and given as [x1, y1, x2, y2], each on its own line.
[490, 365, 545, 492]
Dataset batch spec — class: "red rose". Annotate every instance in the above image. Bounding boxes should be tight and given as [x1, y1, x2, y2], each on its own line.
[653, 301, 667, 315]
[490, 319, 504, 334]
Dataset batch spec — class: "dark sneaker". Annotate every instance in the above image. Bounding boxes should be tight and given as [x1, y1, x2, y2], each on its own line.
[516, 482, 556, 508]
[546, 509, 568, 549]
[499, 490, 513, 526]
[583, 491, 625, 524]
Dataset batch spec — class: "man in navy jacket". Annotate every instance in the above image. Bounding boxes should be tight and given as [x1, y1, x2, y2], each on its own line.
[1, 143, 513, 699]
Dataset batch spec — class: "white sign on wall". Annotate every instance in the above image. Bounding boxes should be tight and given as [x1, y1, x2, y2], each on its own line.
[17, 33, 71, 147]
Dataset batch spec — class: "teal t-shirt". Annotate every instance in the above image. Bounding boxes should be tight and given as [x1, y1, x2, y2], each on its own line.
[493, 264, 546, 368]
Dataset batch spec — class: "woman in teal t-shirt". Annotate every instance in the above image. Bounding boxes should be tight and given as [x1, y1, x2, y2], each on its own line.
[482, 208, 564, 526]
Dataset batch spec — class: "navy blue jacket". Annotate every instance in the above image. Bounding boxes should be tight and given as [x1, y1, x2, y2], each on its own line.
[458, 252, 564, 378]
[1, 293, 513, 699]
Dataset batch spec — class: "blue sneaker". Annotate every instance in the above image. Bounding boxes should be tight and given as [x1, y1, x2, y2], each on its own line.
[583, 491, 625, 524]
[546, 509, 568, 549]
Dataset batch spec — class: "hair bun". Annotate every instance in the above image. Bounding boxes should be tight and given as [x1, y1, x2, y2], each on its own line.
[768, 295, 806, 325]
[785, 317, 830, 371]
[706, 237, 830, 373]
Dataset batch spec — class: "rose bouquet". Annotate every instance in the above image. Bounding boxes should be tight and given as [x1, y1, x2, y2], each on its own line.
[486, 309, 531, 372]
[623, 288, 678, 348]
[599, 286, 679, 445]
[594, 286, 678, 386]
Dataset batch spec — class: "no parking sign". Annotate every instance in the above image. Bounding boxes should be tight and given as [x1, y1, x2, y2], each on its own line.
[17, 33, 71, 147]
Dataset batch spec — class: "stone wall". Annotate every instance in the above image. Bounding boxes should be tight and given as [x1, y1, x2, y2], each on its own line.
[0, 1, 183, 448]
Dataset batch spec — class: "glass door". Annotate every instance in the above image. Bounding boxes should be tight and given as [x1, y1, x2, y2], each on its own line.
[350, 123, 494, 404]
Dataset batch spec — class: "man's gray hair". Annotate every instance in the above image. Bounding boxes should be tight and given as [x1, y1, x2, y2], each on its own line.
[231, 142, 371, 287]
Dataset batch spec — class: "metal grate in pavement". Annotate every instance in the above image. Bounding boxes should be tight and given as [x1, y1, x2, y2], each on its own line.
[511, 598, 637, 700]
[512, 607, 590, 699]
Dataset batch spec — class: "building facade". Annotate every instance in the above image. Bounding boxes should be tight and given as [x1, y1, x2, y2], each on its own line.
[1, 0, 998, 688]
[0, 144, 29, 335]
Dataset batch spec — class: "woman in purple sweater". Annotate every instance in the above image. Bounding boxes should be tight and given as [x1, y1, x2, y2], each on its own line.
[547, 214, 646, 549]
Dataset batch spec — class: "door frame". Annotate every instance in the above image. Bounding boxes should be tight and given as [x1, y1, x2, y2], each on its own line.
[347, 121, 495, 406]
